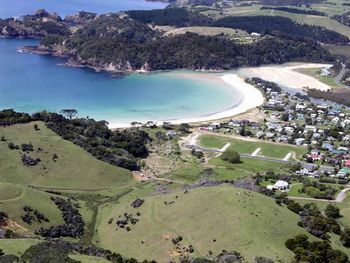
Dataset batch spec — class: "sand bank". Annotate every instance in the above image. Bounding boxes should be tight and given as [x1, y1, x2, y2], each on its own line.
[237, 63, 333, 91]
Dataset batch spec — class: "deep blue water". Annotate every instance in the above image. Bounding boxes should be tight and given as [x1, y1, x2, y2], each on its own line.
[0, 38, 240, 125]
[0, 0, 167, 18]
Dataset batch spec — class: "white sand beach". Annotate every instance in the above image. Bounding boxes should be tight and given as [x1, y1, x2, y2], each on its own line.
[108, 73, 264, 128]
[108, 63, 333, 129]
[237, 63, 333, 91]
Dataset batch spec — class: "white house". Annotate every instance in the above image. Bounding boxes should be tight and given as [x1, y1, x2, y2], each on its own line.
[273, 180, 289, 190]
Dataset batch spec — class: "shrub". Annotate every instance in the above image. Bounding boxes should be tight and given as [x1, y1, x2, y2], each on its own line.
[325, 204, 341, 219]
[341, 228, 350, 247]
[220, 150, 241, 164]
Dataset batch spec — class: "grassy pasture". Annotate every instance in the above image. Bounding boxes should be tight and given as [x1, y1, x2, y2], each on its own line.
[94, 185, 310, 262]
[0, 186, 64, 231]
[200, 4, 350, 38]
[0, 183, 24, 201]
[0, 121, 132, 189]
[0, 238, 40, 256]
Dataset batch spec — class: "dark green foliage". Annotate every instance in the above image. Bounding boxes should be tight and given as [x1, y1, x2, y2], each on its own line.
[261, 6, 326, 16]
[325, 204, 341, 219]
[299, 203, 341, 239]
[126, 8, 211, 27]
[213, 16, 348, 44]
[333, 11, 350, 27]
[74, 13, 159, 43]
[300, 179, 337, 200]
[254, 257, 274, 263]
[285, 234, 348, 263]
[340, 228, 350, 247]
[21, 242, 79, 263]
[287, 201, 303, 214]
[0, 255, 19, 263]
[0, 10, 69, 38]
[221, 150, 241, 163]
[0, 212, 8, 225]
[0, 109, 31, 126]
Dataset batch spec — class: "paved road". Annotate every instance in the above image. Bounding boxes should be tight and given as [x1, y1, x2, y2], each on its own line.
[289, 187, 350, 203]
[336, 188, 350, 203]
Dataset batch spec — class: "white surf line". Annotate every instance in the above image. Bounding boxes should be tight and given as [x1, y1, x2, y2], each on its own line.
[251, 148, 261, 157]
[283, 152, 292, 161]
[216, 143, 231, 157]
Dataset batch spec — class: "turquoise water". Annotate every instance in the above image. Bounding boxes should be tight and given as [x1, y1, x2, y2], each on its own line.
[0, 38, 241, 125]
[0, 0, 166, 18]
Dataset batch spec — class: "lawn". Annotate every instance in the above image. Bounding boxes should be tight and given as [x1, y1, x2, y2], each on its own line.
[94, 185, 310, 262]
[199, 134, 306, 159]
[294, 68, 339, 88]
[0, 122, 132, 189]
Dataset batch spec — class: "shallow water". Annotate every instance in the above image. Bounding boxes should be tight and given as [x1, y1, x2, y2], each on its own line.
[0, 38, 242, 124]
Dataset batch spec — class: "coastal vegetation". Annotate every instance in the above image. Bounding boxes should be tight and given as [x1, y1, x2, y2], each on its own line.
[1, 7, 345, 72]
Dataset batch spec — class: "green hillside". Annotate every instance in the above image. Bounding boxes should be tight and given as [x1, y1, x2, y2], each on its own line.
[94, 185, 310, 262]
[0, 121, 132, 189]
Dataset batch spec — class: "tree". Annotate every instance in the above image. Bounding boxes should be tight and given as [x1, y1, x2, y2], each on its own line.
[60, 109, 78, 120]
[325, 204, 341, 219]
[221, 150, 241, 163]
[341, 228, 350, 247]
[287, 201, 303, 214]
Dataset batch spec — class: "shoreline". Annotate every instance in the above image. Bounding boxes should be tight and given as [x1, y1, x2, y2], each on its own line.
[107, 62, 334, 129]
[107, 73, 265, 129]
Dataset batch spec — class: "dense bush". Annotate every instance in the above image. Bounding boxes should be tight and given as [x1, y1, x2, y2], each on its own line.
[0, 109, 31, 126]
[325, 204, 341, 219]
[340, 228, 350, 247]
[126, 8, 212, 27]
[286, 234, 348, 263]
[35, 197, 84, 238]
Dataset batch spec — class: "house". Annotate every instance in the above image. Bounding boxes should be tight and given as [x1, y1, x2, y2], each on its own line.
[295, 138, 305, 146]
[273, 180, 289, 190]
[320, 68, 331, 77]
[322, 142, 334, 151]
[337, 167, 350, 178]
[344, 160, 350, 167]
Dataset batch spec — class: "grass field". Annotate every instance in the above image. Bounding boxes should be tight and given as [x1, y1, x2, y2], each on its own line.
[199, 134, 306, 159]
[0, 122, 132, 189]
[0, 186, 64, 231]
[69, 254, 111, 263]
[0, 239, 40, 256]
[94, 185, 310, 262]
[294, 68, 339, 88]
[171, 155, 285, 183]
[0, 183, 24, 201]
